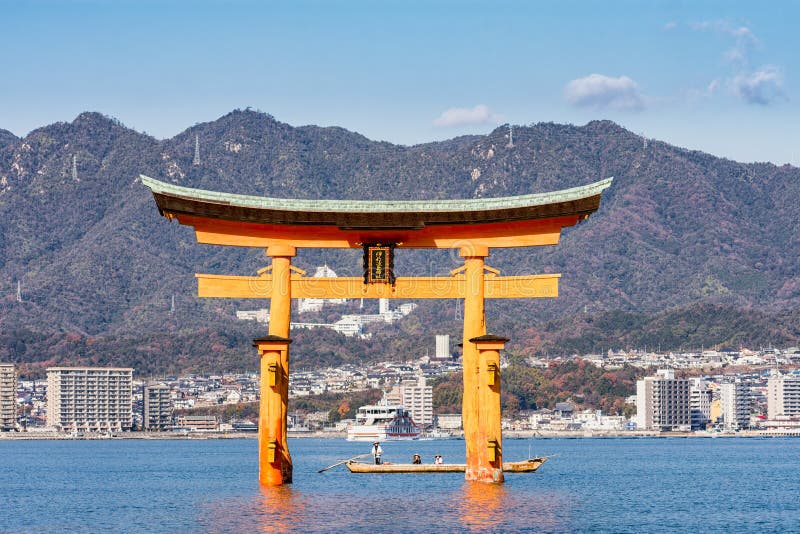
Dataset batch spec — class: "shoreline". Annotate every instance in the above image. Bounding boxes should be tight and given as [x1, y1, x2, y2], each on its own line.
[3, 429, 800, 440]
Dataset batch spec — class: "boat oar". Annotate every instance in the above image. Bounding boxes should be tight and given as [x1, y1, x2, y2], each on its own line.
[318, 453, 370, 473]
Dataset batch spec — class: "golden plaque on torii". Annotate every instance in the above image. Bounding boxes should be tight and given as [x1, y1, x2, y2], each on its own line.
[363, 243, 395, 284]
[142, 174, 612, 486]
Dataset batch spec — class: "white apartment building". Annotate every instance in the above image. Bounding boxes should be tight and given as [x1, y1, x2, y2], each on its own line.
[235, 309, 270, 323]
[689, 378, 712, 430]
[297, 265, 347, 313]
[435, 335, 451, 359]
[719, 380, 750, 431]
[767, 373, 800, 420]
[387, 376, 434, 428]
[0, 363, 17, 431]
[46, 367, 133, 432]
[143, 382, 172, 430]
[636, 369, 690, 431]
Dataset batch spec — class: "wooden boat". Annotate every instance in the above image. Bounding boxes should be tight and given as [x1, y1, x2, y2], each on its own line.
[345, 457, 547, 474]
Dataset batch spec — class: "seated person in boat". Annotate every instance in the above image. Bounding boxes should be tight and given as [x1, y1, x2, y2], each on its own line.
[412, 454, 421, 464]
[434, 455, 443, 464]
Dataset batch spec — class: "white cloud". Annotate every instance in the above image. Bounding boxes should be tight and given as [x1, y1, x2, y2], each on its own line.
[684, 20, 787, 107]
[689, 20, 758, 65]
[663, 21, 677, 31]
[688, 79, 721, 102]
[564, 74, 645, 111]
[433, 104, 502, 128]
[733, 66, 786, 105]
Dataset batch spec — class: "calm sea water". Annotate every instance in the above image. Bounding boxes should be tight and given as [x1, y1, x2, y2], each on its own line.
[2, 437, 800, 533]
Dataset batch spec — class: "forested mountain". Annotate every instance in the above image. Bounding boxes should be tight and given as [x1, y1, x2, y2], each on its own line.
[1, 110, 798, 376]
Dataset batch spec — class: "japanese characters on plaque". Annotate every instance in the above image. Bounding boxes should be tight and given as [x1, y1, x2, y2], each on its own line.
[362, 243, 396, 284]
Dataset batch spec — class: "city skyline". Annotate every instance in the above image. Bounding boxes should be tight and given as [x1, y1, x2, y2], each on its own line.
[1, 0, 798, 165]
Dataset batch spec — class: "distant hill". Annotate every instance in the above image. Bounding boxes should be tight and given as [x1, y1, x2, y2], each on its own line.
[1, 110, 798, 376]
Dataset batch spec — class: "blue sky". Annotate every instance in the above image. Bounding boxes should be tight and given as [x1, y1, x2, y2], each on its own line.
[1, 0, 797, 164]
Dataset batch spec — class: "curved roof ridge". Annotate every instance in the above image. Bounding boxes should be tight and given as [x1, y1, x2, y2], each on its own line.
[140, 174, 612, 214]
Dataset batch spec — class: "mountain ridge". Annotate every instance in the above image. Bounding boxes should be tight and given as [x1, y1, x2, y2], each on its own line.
[1, 109, 798, 375]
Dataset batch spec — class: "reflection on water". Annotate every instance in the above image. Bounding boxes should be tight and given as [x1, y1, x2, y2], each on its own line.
[199, 476, 569, 532]
[457, 481, 566, 532]
[201, 486, 309, 533]
[458, 481, 506, 531]
[257, 486, 307, 533]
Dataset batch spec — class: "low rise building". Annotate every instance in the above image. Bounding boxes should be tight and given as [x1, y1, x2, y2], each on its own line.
[175, 415, 218, 431]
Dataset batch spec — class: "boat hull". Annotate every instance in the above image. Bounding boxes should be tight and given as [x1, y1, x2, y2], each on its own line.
[345, 457, 547, 474]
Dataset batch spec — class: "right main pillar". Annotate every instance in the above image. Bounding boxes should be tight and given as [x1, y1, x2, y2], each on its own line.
[461, 245, 503, 483]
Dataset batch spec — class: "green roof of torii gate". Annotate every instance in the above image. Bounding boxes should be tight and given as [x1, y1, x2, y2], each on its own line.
[141, 174, 612, 229]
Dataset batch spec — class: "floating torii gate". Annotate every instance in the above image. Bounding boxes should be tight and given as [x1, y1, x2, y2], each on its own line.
[142, 174, 611, 485]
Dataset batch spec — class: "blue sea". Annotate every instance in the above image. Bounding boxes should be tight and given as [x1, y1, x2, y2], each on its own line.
[2, 437, 799, 532]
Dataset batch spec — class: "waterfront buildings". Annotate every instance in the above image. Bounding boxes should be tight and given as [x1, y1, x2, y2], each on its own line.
[636, 369, 690, 431]
[143, 382, 172, 430]
[767, 372, 800, 420]
[398, 375, 434, 428]
[175, 414, 218, 431]
[46, 367, 133, 432]
[384, 375, 434, 428]
[0, 363, 17, 430]
[719, 379, 750, 430]
[689, 378, 712, 430]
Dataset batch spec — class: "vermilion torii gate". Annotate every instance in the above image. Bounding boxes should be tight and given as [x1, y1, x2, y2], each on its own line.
[142, 175, 611, 485]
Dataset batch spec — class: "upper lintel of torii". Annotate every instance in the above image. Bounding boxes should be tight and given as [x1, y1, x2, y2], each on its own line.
[140, 174, 612, 249]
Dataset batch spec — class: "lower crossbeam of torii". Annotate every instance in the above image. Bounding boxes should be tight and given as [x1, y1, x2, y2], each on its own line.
[142, 174, 612, 486]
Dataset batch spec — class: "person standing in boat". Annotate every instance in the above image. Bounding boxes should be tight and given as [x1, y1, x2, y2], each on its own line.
[371, 441, 383, 465]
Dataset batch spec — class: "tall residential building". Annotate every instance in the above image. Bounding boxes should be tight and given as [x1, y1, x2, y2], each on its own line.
[636, 369, 690, 431]
[689, 378, 712, 430]
[719, 380, 750, 431]
[0, 363, 17, 431]
[143, 382, 172, 430]
[388, 376, 434, 428]
[46, 367, 133, 432]
[767, 373, 800, 420]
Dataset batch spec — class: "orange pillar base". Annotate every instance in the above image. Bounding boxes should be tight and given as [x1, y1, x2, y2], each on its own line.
[254, 335, 293, 486]
[471, 334, 509, 484]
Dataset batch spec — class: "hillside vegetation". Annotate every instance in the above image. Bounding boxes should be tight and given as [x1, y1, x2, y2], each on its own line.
[1, 110, 798, 375]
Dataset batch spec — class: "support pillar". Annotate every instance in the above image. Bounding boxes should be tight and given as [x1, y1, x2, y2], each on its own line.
[470, 334, 509, 484]
[257, 245, 296, 486]
[460, 245, 491, 482]
[254, 335, 292, 485]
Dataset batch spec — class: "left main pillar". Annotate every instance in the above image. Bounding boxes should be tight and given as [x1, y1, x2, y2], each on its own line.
[255, 245, 296, 486]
